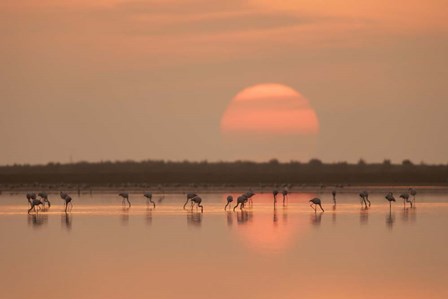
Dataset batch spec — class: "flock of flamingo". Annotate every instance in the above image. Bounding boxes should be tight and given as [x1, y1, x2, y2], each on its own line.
[25, 187, 418, 214]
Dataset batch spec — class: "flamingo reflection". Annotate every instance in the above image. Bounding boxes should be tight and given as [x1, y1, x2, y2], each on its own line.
[310, 212, 323, 226]
[360, 207, 369, 224]
[187, 212, 202, 226]
[61, 212, 72, 231]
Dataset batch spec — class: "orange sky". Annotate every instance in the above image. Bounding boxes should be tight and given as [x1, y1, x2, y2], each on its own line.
[0, 1, 447, 164]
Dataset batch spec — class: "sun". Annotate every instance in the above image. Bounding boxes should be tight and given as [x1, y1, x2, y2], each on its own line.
[220, 83, 319, 161]
[221, 83, 319, 136]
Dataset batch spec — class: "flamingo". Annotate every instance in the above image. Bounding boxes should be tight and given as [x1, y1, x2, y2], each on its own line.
[409, 188, 417, 205]
[190, 196, 204, 213]
[60, 192, 73, 212]
[309, 198, 324, 212]
[183, 193, 198, 210]
[359, 191, 371, 208]
[332, 190, 336, 204]
[27, 193, 43, 214]
[399, 193, 413, 208]
[233, 194, 248, 211]
[282, 188, 288, 205]
[225, 195, 233, 211]
[38, 192, 51, 208]
[385, 192, 396, 210]
[119, 192, 131, 207]
[144, 192, 156, 208]
[26, 192, 37, 207]
[245, 191, 255, 205]
[273, 189, 279, 206]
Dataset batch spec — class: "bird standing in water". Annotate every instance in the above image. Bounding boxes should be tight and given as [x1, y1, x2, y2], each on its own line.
[359, 191, 371, 208]
[190, 196, 204, 213]
[119, 192, 131, 208]
[385, 192, 396, 210]
[282, 189, 288, 205]
[60, 192, 73, 212]
[38, 192, 51, 208]
[233, 194, 248, 211]
[409, 188, 417, 205]
[144, 192, 156, 208]
[309, 198, 325, 212]
[332, 190, 337, 204]
[225, 195, 233, 210]
[26, 192, 37, 207]
[245, 191, 255, 205]
[399, 193, 413, 208]
[183, 193, 198, 209]
[273, 190, 279, 207]
[27, 193, 43, 214]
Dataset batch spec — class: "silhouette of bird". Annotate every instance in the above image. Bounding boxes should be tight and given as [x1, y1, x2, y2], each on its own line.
[282, 189, 288, 205]
[399, 193, 413, 208]
[119, 192, 131, 208]
[26, 192, 37, 207]
[245, 191, 255, 205]
[144, 192, 156, 208]
[409, 188, 417, 205]
[60, 191, 73, 212]
[359, 191, 371, 208]
[385, 192, 396, 210]
[38, 192, 51, 208]
[309, 198, 324, 212]
[332, 190, 337, 204]
[273, 190, 279, 206]
[225, 195, 233, 211]
[183, 193, 198, 209]
[190, 196, 204, 213]
[27, 193, 43, 214]
[233, 194, 248, 211]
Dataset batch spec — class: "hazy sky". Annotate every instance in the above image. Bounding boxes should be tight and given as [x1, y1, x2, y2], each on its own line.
[1, 0, 447, 164]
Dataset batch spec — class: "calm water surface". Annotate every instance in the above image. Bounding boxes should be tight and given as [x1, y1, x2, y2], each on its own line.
[1, 191, 447, 299]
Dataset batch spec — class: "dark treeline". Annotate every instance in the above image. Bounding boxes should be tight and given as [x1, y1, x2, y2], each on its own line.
[1, 159, 448, 187]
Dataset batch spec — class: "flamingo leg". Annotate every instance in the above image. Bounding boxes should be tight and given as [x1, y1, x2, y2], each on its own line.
[319, 203, 325, 212]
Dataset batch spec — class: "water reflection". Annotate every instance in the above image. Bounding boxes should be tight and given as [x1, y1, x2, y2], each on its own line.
[310, 212, 323, 226]
[332, 204, 337, 223]
[282, 206, 288, 223]
[386, 211, 395, 229]
[236, 210, 252, 224]
[121, 207, 130, 225]
[187, 212, 202, 227]
[146, 207, 153, 225]
[226, 211, 233, 226]
[27, 213, 48, 228]
[401, 207, 417, 224]
[61, 212, 72, 231]
[360, 207, 369, 225]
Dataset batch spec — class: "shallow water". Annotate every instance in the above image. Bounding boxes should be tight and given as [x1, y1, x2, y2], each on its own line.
[1, 191, 447, 299]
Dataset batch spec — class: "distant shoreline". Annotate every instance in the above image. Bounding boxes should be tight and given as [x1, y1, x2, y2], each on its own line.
[1, 160, 447, 188]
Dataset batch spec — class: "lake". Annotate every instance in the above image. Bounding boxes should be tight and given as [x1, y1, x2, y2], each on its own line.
[1, 190, 447, 299]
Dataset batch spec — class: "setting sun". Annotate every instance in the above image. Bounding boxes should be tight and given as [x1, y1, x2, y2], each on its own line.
[221, 83, 319, 136]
